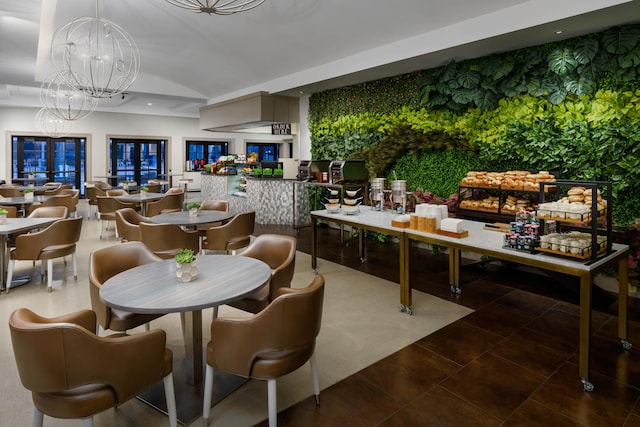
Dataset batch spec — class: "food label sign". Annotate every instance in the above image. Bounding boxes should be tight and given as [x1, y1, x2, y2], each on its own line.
[272, 123, 291, 135]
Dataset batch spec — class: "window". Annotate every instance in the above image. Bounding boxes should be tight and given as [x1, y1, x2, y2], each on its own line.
[109, 138, 166, 185]
[12, 135, 86, 194]
[186, 140, 229, 169]
[246, 142, 279, 162]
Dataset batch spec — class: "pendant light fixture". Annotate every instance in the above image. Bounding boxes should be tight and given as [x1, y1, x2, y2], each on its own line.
[164, 0, 266, 15]
[50, 0, 140, 99]
[36, 107, 72, 138]
[40, 71, 98, 121]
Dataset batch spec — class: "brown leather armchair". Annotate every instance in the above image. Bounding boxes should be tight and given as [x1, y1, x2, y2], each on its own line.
[27, 206, 68, 218]
[139, 222, 200, 259]
[0, 187, 22, 197]
[106, 188, 128, 196]
[96, 196, 136, 239]
[228, 234, 297, 314]
[60, 188, 80, 217]
[28, 194, 73, 217]
[203, 274, 325, 427]
[6, 217, 83, 293]
[145, 183, 162, 193]
[115, 207, 151, 242]
[202, 210, 255, 254]
[89, 241, 165, 333]
[201, 200, 229, 212]
[0, 205, 18, 217]
[146, 188, 184, 217]
[86, 185, 108, 219]
[9, 308, 176, 427]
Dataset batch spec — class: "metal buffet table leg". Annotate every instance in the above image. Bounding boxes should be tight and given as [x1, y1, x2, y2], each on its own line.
[579, 274, 594, 391]
[449, 248, 462, 294]
[358, 228, 365, 263]
[311, 215, 318, 273]
[0, 235, 6, 291]
[618, 257, 632, 351]
[399, 233, 412, 314]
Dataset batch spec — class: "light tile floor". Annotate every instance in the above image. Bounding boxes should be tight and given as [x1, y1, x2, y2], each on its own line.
[0, 200, 471, 426]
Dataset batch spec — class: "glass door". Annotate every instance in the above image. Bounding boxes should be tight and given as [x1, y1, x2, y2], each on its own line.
[110, 138, 166, 186]
[12, 135, 86, 193]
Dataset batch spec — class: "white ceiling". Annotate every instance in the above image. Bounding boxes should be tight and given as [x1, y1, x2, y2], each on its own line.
[1, 0, 639, 118]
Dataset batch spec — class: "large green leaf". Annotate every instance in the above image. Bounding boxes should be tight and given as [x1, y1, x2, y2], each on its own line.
[457, 69, 481, 89]
[564, 76, 597, 95]
[574, 38, 599, 64]
[619, 45, 640, 68]
[474, 90, 499, 110]
[601, 25, 639, 54]
[548, 47, 578, 75]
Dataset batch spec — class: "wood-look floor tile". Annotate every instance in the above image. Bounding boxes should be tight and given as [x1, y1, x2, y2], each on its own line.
[502, 399, 585, 426]
[440, 352, 547, 420]
[270, 374, 402, 427]
[494, 288, 559, 316]
[489, 327, 574, 377]
[525, 308, 582, 347]
[532, 362, 640, 427]
[462, 301, 533, 337]
[357, 343, 460, 403]
[625, 414, 640, 427]
[448, 278, 514, 310]
[378, 385, 501, 427]
[416, 320, 503, 366]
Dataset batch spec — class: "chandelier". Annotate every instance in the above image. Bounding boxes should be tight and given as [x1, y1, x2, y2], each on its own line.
[164, 0, 266, 15]
[40, 72, 98, 121]
[50, 1, 140, 99]
[36, 108, 73, 138]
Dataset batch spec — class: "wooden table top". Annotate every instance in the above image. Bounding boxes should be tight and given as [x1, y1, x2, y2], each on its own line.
[100, 255, 271, 314]
[150, 210, 235, 226]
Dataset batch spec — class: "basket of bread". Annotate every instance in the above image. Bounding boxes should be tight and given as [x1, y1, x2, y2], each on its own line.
[536, 186, 607, 223]
[460, 170, 556, 190]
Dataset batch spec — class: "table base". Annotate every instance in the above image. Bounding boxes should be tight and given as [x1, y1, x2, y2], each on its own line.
[138, 356, 248, 426]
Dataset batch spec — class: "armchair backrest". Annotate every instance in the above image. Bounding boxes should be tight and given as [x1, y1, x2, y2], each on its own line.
[240, 234, 296, 300]
[205, 211, 255, 251]
[115, 208, 150, 242]
[97, 196, 131, 216]
[0, 205, 18, 217]
[146, 192, 184, 217]
[89, 241, 162, 328]
[139, 222, 200, 259]
[0, 187, 22, 197]
[13, 217, 82, 259]
[28, 206, 68, 218]
[201, 200, 229, 212]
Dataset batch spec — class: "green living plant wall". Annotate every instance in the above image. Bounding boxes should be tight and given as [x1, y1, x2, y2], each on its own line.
[308, 24, 640, 226]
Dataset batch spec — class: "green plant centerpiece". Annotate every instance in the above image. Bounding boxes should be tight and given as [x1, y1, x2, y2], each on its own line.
[140, 185, 149, 192]
[252, 168, 262, 177]
[187, 202, 201, 217]
[22, 187, 34, 200]
[0, 207, 7, 224]
[273, 168, 283, 178]
[175, 248, 198, 282]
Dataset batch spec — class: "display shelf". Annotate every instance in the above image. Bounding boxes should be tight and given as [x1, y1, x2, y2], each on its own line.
[537, 180, 613, 263]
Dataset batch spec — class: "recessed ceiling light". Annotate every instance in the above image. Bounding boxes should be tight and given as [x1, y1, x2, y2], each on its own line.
[554, 30, 563, 35]
[147, 102, 153, 106]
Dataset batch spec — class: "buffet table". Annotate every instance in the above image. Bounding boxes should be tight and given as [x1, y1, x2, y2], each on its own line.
[310, 209, 630, 391]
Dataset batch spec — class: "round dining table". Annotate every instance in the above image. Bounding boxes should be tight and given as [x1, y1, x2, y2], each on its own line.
[150, 210, 234, 227]
[100, 254, 271, 423]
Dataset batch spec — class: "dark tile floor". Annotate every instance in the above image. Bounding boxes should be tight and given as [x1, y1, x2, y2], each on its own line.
[254, 224, 640, 426]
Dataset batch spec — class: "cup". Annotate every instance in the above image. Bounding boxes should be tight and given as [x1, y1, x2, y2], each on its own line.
[418, 216, 428, 232]
[410, 215, 419, 229]
[425, 216, 436, 233]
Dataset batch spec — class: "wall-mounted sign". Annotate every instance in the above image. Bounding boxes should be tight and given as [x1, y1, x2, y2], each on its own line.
[272, 123, 291, 135]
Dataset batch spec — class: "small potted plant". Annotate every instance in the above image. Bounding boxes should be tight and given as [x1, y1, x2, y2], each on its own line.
[0, 207, 7, 224]
[273, 168, 284, 179]
[140, 185, 149, 197]
[121, 179, 131, 190]
[23, 187, 34, 201]
[175, 248, 198, 282]
[187, 202, 201, 217]
[263, 167, 273, 177]
[252, 168, 262, 177]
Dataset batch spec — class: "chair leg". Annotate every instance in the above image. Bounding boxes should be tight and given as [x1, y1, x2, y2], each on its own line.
[72, 253, 78, 280]
[47, 259, 53, 292]
[81, 417, 93, 427]
[99, 218, 104, 239]
[310, 352, 320, 405]
[6, 260, 14, 293]
[268, 378, 277, 427]
[164, 372, 177, 427]
[32, 407, 43, 427]
[202, 364, 215, 426]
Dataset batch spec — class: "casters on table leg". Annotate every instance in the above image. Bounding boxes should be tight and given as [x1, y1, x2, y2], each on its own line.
[312, 269, 318, 275]
[450, 285, 462, 295]
[621, 339, 633, 350]
[581, 378, 594, 392]
[360, 257, 366, 264]
[399, 304, 413, 315]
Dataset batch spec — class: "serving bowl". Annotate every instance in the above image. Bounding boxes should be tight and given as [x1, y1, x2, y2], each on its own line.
[324, 203, 340, 212]
[329, 189, 339, 196]
[345, 189, 361, 197]
[341, 204, 359, 214]
[326, 198, 340, 204]
[343, 197, 362, 205]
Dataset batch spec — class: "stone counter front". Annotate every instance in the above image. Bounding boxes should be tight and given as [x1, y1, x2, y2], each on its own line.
[201, 174, 309, 225]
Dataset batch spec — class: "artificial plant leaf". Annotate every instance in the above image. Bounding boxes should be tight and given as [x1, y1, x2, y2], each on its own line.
[574, 38, 599, 64]
[474, 90, 499, 110]
[601, 25, 639, 54]
[457, 69, 481, 89]
[618, 45, 640, 68]
[564, 76, 597, 95]
[548, 47, 578, 75]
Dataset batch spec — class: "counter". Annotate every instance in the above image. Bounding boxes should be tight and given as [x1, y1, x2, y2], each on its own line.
[201, 173, 308, 225]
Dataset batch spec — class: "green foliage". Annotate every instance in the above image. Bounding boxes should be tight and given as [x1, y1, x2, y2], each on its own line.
[186, 202, 201, 209]
[175, 249, 196, 264]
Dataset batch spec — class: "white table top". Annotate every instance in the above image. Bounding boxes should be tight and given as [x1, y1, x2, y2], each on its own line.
[115, 192, 166, 203]
[311, 208, 407, 234]
[100, 255, 271, 314]
[150, 210, 235, 226]
[0, 217, 58, 235]
[0, 196, 49, 205]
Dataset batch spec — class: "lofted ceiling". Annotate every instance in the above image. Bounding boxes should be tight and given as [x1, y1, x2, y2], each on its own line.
[0, 0, 639, 119]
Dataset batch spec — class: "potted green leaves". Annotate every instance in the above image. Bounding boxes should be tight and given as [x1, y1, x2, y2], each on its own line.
[140, 185, 149, 197]
[263, 168, 273, 177]
[187, 202, 201, 217]
[0, 207, 7, 224]
[252, 168, 262, 177]
[23, 187, 34, 201]
[175, 249, 198, 282]
[273, 168, 284, 178]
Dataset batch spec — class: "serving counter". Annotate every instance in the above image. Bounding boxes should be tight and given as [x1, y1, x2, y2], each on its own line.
[310, 209, 630, 391]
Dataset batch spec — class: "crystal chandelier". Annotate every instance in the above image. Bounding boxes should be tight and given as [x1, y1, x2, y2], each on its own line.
[36, 108, 72, 138]
[50, 1, 140, 99]
[40, 72, 98, 121]
[164, 0, 266, 15]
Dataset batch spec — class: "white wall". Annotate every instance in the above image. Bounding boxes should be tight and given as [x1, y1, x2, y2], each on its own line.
[1, 106, 306, 183]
